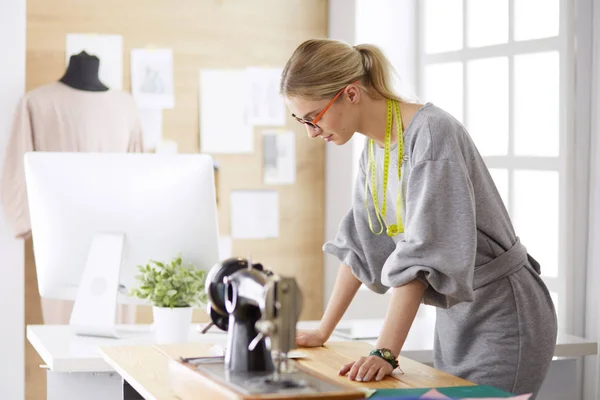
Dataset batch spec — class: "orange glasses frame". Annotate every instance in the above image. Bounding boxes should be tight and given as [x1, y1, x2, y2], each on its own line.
[292, 81, 358, 129]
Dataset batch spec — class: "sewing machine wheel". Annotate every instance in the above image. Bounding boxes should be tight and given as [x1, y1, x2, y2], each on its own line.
[205, 257, 264, 332]
[207, 307, 229, 331]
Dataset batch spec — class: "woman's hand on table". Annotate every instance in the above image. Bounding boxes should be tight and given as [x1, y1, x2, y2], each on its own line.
[339, 355, 395, 382]
[296, 329, 328, 347]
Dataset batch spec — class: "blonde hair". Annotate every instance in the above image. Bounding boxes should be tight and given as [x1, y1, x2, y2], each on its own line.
[280, 39, 404, 102]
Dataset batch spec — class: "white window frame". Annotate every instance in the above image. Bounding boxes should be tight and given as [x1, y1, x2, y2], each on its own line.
[417, 0, 575, 330]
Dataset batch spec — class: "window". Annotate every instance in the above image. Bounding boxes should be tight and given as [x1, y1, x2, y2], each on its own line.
[419, 0, 570, 327]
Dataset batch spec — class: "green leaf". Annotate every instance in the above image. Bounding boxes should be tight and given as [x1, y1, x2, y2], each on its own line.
[129, 255, 207, 308]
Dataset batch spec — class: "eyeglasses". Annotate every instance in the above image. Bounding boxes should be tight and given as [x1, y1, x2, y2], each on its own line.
[291, 84, 350, 129]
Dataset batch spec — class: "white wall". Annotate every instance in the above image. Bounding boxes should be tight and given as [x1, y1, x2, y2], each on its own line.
[0, 0, 26, 398]
[355, 0, 418, 101]
[584, 0, 600, 397]
[325, 0, 418, 318]
[325, 0, 358, 311]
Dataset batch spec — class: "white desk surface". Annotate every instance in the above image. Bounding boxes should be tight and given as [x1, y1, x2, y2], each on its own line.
[27, 318, 598, 373]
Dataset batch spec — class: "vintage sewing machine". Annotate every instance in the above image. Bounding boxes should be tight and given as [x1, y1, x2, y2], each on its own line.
[168, 257, 365, 399]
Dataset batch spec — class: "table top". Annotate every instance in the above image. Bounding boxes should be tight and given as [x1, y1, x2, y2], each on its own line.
[99, 340, 474, 400]
[27, 318, 598, 373]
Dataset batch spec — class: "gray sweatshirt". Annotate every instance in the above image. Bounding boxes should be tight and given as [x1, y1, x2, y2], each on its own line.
[323, 103, 522, 308]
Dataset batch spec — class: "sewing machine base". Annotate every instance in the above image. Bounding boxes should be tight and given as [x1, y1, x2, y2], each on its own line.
[169, 357, 366, 400]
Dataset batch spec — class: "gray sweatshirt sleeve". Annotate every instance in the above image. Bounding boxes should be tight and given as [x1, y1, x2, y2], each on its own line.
[382, 159, 477, 308]
[323, 155, 396, 294]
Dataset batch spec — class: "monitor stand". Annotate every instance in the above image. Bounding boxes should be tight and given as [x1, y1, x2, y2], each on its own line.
[69, 232, 125, 338]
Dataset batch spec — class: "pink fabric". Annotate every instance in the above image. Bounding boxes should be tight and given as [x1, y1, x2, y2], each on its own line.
[421, 389, 450, 398]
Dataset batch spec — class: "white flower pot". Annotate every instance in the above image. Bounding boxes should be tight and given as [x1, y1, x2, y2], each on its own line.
[152, 306, 193, 344]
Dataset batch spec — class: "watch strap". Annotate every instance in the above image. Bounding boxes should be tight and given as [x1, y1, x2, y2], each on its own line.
[369, 348, 398, 369]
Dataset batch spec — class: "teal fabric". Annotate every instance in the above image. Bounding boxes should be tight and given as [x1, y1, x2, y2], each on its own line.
[370, 385, 514, 398]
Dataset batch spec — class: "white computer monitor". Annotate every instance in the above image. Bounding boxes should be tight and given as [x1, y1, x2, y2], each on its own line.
[24, 152, 220, 337]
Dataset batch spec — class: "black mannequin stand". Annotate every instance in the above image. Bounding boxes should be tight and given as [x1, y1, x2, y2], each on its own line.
[60, 51, 109, 92]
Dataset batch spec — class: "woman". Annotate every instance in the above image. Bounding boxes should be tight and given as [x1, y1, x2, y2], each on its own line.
[280, 39, 557, 397]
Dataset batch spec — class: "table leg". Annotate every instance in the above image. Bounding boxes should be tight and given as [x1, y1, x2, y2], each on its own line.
[25, 238, 44, 400]
[123, 380, 144, 400]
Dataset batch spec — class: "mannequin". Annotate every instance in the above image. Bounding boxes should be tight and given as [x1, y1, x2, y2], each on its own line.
[59, 51, 109, 91]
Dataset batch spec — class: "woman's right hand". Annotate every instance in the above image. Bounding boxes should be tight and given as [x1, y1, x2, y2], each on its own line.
[296, 329, 328, 347]
[295, 264, 361, 348]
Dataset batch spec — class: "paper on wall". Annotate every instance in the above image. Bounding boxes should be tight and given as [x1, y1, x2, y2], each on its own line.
[218, 236, 232, 259]
[155, 139, 178, 154]
[246, 67, 286, 126]
[130, 48, 175, 109]
[262, 131, 296, 185]
[138, 109, 163, 152]
[66, 34, 123, 90]
[230, 191, 278, 239]
[199, 69, 253, 154]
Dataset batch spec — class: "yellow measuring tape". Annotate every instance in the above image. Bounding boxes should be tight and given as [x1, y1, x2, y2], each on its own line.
[364, 99, 405, 236]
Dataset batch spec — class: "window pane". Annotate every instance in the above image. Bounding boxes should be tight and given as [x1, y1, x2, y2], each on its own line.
[514, 52, 559, 156]
[514, 0, 559, 41]
[424, 0, 463, 54]
[488, 168, 509, 209]
[513, 170, 559, 277]
[467, 57, 508, 156]
[424, 62, 463, 123]
[467, 0, 508, 47]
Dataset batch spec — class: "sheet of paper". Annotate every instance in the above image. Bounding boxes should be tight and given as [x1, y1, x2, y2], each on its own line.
[194, 323, 227, 334]
[66, 34, 123, 90]
[199, 69, 253, 154]
[209, 344, 225, 356]
[359, 388, 377, 399]
[230, 190, 278, 239]
[130, 48, 175, 109]
[155, 139, 178, 154]
[218, 236, 232, 259]
[262, 131, 296, 185]
[287, 350, 308, 359]
[246, 67, 286, 126]
[138, 109, 163, 152]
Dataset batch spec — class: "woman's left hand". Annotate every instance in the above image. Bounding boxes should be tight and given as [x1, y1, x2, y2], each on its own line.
[338, 355, 394, 382]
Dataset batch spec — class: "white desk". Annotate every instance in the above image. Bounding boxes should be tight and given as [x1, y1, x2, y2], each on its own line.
[27, 319, 598, 400]
[27, 324, 230, 400]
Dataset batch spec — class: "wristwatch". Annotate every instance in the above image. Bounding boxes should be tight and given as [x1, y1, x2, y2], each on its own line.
[369, 348, 399, 369]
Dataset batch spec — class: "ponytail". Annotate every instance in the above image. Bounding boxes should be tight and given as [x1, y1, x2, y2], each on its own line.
[281, 39, 405, 103]
[353, 44, 403, 102]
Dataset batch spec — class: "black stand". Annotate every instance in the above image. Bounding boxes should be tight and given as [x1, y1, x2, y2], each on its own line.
[60, 51, 109, 92]
[226, 307, 274, 373]
[122, 379, 143, 400]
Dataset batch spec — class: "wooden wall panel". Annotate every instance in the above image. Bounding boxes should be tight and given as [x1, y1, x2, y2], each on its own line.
[26, 0, 328, 340]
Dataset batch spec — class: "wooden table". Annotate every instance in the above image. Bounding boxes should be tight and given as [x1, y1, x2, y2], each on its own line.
[28, 321, 597, 399]
[99, 341, 472, 400]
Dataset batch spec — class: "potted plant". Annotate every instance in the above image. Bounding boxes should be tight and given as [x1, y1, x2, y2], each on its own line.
[130, 255, 207, 344]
